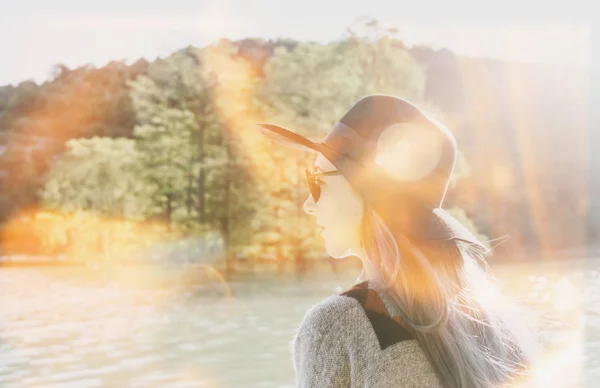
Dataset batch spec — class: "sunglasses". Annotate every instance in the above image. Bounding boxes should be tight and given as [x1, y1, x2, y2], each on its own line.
[305, 168, 343, 202]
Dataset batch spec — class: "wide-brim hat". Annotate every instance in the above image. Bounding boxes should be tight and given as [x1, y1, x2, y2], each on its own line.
[256, 94, 487, 250]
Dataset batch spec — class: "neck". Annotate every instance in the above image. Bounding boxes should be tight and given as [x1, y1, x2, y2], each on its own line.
[355, 248, 377, 283]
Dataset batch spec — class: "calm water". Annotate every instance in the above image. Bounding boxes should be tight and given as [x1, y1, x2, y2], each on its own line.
[0, 257, 599, 387]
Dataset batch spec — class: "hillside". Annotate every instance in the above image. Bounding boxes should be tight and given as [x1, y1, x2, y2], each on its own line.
[0, 38, 593, 259]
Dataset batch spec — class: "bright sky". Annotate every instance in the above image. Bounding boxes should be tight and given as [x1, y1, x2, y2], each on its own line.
[0, 0, 592, 86]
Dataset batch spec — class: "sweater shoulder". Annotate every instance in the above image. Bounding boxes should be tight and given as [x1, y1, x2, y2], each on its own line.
[298, 294, 364, 333]
[299, 280, 372, 331]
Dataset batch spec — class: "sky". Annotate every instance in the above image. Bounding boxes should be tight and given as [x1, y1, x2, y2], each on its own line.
[0, 0, 593, 86]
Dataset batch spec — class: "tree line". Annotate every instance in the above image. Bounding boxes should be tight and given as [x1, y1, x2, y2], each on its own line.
[0, 21, 593, 265]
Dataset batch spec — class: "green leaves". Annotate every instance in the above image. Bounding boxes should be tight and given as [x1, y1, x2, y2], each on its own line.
[33, 31, 486, 264]
[39, 137, 151, 220]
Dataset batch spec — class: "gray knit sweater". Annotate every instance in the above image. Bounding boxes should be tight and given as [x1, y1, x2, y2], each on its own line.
[291, 279, 443, 387]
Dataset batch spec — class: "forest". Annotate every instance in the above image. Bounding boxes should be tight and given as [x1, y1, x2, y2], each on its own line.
[0, 22, 594, 269]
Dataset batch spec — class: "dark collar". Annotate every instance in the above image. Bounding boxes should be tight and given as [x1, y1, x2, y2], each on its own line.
[340, 280, 415, 350]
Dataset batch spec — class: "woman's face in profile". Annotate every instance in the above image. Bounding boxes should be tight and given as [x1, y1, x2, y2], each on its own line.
[303, 154, 364, 259]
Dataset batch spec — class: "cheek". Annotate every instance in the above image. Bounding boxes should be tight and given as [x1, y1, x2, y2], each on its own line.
[319, 191, 363, 238]
[321, 211, 361, 259]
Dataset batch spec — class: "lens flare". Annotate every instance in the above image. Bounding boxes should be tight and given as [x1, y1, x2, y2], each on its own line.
[375, 122, 443, 181]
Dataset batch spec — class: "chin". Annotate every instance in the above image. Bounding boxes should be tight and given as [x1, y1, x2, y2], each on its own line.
[325, 242, 355, 259]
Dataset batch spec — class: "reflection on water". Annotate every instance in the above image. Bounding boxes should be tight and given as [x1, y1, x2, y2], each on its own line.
[0, 258, 599, 387]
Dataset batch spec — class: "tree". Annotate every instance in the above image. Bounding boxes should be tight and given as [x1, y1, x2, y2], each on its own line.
[341, 18, 426, 100]
[39, 137, 150, 219]
[0, 60, 146, 224]
[129, 50, 216, 232]
[193, 40, 271, 271]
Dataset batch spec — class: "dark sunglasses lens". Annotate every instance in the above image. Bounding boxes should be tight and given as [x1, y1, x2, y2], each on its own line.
[305, 169, 320, 201]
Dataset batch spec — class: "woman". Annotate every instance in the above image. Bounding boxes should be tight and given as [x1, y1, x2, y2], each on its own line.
[257, 95, 541, 387]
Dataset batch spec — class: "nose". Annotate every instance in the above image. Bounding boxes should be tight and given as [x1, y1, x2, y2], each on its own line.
[303, 194, 316, 215]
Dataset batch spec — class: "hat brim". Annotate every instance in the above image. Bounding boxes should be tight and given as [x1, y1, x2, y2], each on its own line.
[256, 123, 322, 154]
[431, 208, 488, 250]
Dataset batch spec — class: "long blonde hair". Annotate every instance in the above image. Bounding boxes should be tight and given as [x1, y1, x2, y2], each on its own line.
[360, 205, 541, 387]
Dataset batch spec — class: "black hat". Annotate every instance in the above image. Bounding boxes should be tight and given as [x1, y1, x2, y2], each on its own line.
[257, 94, 486, 250]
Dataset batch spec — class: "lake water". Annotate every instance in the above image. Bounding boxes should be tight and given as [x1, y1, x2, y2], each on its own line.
[0, 257, 599, 387]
